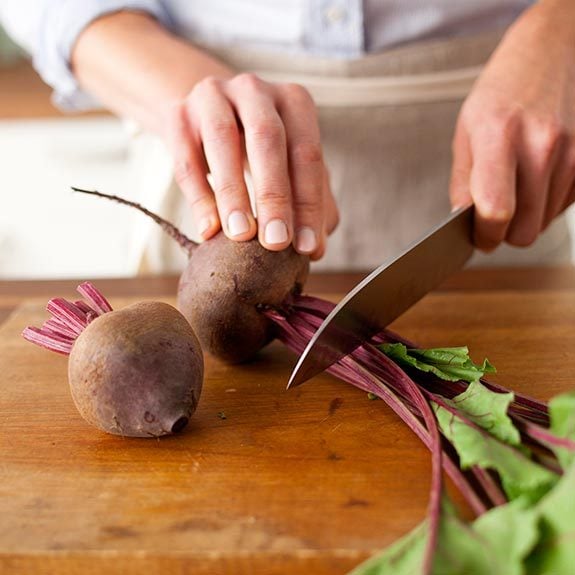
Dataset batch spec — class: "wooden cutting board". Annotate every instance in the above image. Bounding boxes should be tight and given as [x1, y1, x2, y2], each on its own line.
[1, 290, 574, 575]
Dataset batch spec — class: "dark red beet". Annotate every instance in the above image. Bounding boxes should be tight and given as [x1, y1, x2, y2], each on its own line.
[23, 285, 203, 438]
[178, 232, 308, 363]
[72, 188, 310, 363]
[69, 301, 203, 437]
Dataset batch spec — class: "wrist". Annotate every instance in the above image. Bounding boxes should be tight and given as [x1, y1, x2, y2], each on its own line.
[72, 11, 233, 133]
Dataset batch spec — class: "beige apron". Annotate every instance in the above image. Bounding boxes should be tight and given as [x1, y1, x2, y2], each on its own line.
[130, 31, 572, 274]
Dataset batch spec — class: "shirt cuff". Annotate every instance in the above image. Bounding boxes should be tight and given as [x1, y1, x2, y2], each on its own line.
[34, 0, 174, 111]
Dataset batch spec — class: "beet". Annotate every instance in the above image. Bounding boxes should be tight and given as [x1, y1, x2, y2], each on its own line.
[178, 232, 308, 362]
[73, 188, 309, 363]
[23, 285, 203, 437]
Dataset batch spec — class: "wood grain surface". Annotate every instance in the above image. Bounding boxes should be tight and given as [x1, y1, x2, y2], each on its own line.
[1, 276, 575, 574]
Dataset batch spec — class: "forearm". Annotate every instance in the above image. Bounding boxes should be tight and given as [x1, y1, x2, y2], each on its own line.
[515, 0, 575, 44]
[71, 11, 233, 135]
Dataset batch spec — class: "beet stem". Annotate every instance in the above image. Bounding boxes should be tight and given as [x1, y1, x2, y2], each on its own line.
[76, 282, 113, 314]
[45, 298, 88, 335]
[512, 414, 575, 451]
[22, 282, 114, 356]
[22, 326, 73, 355]
[265, 292, 569, 559]
[471, 466, 508, 507]
[71, 187, 197, 256]
[269, 310, 488, 516]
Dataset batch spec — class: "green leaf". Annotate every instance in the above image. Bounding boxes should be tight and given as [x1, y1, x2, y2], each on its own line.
[348, 500, 538, 575]
[469, 498, 539, 575]
[548, 391, 575, 470]
[435, 405, 558, 503]
[433, 498, 539, 575]
[347, 521, 426, 575]
[526, 463, 575, 575]
[380, 343, 496, 384]
[442, 381, 520, 446]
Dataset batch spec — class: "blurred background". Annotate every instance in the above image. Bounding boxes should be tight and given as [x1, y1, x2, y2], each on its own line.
[0, 22, 160, 280]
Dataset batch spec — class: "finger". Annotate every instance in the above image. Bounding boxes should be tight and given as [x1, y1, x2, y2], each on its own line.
[276, 83, 324, 256]
[562, 181, 575, 215]
[469, 127, 517, 251]
[192, 78, 256, 242]
[506, 122, 559, 246]
[310, 167, 338, 260]
[226, 74, 292, 251]
[449, 119, 473, 210]
[543, 144, 575, 228]
[169, 102, 220, 240]
[323, 166, 339, 235]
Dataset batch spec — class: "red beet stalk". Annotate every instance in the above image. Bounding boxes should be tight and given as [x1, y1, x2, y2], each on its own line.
[22, 282, 113, 355]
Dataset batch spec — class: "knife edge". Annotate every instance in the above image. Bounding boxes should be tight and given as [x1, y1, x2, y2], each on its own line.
[288, 205, 474, 389]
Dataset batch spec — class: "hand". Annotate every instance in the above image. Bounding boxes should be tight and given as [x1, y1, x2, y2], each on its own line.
[168, 74, 339, 259]
[450, 0, 575, 251]
[71, 13, 338, 259]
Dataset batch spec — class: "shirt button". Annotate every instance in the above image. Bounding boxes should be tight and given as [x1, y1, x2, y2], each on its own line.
[324, 4, 347, 25]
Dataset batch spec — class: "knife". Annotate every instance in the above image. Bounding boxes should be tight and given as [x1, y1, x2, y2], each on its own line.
[288, 205, 474, 388]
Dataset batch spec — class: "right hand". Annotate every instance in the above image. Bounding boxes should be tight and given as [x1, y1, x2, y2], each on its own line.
[167, 73, 339, 260]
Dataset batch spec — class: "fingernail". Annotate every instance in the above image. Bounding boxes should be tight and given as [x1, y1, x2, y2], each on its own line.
[227, 211, 250, 237]
[296, 227, 317, 254]
[264, 219, 289, 245]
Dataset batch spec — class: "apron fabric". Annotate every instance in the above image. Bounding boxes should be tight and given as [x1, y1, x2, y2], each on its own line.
[130, 31, 573, 274]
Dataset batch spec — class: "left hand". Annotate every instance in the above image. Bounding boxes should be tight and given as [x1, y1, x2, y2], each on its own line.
[450, 0, 575, 251]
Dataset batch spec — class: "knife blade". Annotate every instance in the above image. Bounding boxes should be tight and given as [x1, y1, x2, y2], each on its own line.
[288, 205, 474, 388]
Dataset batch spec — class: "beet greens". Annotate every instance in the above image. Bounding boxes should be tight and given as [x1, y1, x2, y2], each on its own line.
[266, 296, 575, 575]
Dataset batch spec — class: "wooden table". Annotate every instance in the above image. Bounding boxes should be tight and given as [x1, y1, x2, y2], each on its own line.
[1, 268, 575, 574]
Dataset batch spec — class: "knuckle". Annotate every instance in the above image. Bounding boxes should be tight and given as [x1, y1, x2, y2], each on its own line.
[187, 193, 214, 214]
[257, 185, 290, 208]
[290, 141, 323, 166]
[293, 194, 322, 216]
[191, 76, 221, 98]
[203, 119, 238, 146]
[247, 119, 285, 150]
[490, 111, 521, 146]
[533, 120, 564, 164]
[280, 83, 314, 105]
[472, 106, 521, 149]
[232, 72, 263, 92]
[213, 180, 245, 201]
[174, 160, 194, 184]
